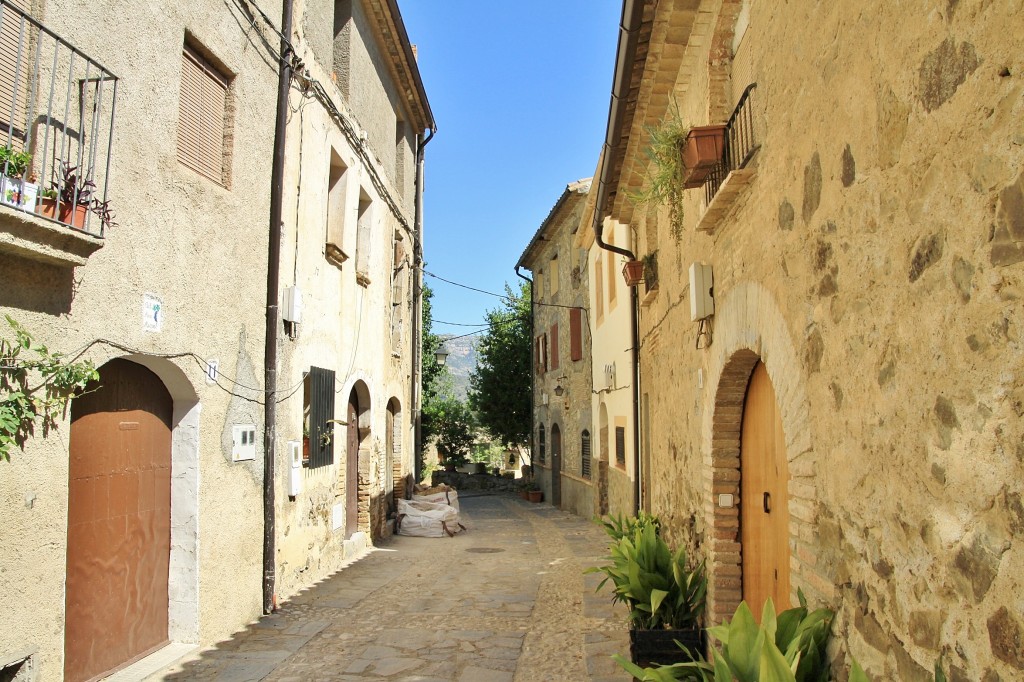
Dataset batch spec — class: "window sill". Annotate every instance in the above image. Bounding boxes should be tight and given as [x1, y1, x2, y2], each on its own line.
[0, 203, 104, 267]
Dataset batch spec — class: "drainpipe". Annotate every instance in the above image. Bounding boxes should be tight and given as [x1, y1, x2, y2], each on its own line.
[412, 128, 435, 482]
[515, 265, 534, 470]
[593, 0, 645, 514]
[263, 0, 293, 615]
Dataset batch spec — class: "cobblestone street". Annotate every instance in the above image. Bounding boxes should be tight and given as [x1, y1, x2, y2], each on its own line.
[147, 494, 630, 681]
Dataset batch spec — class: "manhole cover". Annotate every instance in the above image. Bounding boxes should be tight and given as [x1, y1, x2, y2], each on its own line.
[465, 547, 505, 554]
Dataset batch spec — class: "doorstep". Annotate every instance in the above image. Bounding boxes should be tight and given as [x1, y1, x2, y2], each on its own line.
[104, 642, 197, 681]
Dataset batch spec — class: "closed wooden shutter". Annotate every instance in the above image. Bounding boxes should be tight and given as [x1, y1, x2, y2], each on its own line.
[538, 424, 545, 464]
[0, 0, 30, 145]
[581, 430, 591, 478]
[550, 323, 559, 371]
[569, 308, 582, 361]
[615, 426, 626, 466]
[177, 45, 228, 185]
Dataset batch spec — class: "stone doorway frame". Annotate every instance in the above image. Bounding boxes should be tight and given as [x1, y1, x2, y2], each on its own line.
[701, 282, 823, 625]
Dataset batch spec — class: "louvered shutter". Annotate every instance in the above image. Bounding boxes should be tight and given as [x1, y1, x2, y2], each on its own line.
[569, 308, 582, 361]
[550, 323, 559, 371]
[178, 45, 228, 185]
[0, 0, 30, 145]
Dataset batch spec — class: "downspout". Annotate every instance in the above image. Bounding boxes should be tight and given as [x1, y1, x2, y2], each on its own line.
[263, 0, 293, 615]
[412, 128, 435, 482]
[593, 0, 644, 514]
[515, 265, 534, 469]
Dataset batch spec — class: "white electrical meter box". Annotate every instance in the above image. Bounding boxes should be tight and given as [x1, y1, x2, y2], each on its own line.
[287, 440, 303, 496]
[689, 262, 715, 321]
[282, 285, 302, 324]
[232, 424, 257, 462]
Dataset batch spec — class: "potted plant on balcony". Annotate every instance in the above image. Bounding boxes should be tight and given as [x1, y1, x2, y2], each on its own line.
[0, 146, 33, 209]
[587, 523, 707, 669]
[622, 259, 644, 287]
[680, 125, 727, 189]
[37, 161, 95, 229]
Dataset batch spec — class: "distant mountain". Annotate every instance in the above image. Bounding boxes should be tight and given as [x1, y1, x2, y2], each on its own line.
[440, 335, 479, 402]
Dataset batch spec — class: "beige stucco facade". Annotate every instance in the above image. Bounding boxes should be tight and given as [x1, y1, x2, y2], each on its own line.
[0, 0, 431, 679]
[597, 0, 1024, 678]
[518, 179, 595, 518]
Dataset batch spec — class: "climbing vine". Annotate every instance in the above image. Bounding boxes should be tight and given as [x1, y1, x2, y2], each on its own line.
[0, 316, 98, 461]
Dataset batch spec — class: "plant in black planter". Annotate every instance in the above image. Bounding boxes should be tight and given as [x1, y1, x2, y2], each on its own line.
[587, 522, 707, 669]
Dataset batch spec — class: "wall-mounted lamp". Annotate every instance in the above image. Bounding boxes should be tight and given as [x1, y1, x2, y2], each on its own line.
[553, 376, 569, 398]
[435, 346, 450, 366]
[554, 384, 565, 397]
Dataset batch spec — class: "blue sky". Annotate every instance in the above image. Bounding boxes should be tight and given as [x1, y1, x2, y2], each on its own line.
[399, 1, 621, 335]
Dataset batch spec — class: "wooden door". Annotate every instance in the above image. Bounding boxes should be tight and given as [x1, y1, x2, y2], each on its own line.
[65, 359, 172, 682]
[740, 362, 790, 616]
[550, 424, 562, 508]
[346, 391, 359, 537]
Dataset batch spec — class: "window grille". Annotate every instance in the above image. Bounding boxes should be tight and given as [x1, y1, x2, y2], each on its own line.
[178, 44, 230, 186]
[307, 366, 336, 468]
[615, 426, 626, 467]
[581, 430, 591, 478]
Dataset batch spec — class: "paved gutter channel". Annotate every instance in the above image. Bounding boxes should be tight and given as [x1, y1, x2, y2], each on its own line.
[146, 493, 630, 681]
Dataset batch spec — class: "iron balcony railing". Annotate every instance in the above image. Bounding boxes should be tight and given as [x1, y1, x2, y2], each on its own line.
[703, 83, 759, 205]
[0, 0, 118, 237]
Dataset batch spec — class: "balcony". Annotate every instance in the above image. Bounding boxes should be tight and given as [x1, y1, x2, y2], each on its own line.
[696, 83, 759, 233]
[0, 0, 117, 266]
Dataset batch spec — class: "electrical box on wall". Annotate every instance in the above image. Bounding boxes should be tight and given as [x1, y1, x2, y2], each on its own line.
[232, 424, 257, 462]
[282, 285, 302, 324]
[689, 262, 714, 321]
[287, 440, 302, 497]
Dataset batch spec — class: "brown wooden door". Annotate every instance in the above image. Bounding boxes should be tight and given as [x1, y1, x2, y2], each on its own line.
[550, 424, 562, 507]
[346, 391, 359, 537]
[65, 359, 172, 682]
[740, 362, 790, 616]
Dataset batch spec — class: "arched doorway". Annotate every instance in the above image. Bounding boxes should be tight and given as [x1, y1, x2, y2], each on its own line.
[65, 358, 172, 682]
[550, 423, 562, 508]
[740, 361, 791, 614]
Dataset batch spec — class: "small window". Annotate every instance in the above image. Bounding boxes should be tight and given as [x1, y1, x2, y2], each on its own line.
[549, 323, 559, 371]
[615, 426, 626, 468]
[538, 424, 546, 464]
[325, 150, 349, 267]
[306, 366, 336, 468]
[569, 308, 583, 361]
[549, 255, 559, 296]
[581, 430, 591, 478]
[178, 43, 232, 186]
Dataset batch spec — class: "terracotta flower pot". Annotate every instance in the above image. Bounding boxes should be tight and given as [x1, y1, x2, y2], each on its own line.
[527, 490, 543, 503]
[622, 260, 644, 287]
[36, 198, 90, 229]
[680, 124, 727, 188]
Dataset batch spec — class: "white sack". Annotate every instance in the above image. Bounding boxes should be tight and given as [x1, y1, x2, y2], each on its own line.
[412, 488, 459, 511]
[396, 498, 465, 538]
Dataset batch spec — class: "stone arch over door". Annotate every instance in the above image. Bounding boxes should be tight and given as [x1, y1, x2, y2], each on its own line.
[702, 281, 819, 624]
[344, 380, 371, 538]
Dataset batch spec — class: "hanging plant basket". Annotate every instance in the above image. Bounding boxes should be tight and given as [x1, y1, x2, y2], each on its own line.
[622, 260, 644, 287]
[680, 124, 727, 188]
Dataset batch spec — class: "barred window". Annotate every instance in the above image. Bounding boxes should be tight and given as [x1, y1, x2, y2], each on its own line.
[305, 366, 336, 468]
[581, 430, 591, 478]
[615, 426, 626, 467]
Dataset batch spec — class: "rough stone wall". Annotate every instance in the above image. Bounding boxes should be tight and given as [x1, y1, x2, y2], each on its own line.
[629, 0, 1023, 679]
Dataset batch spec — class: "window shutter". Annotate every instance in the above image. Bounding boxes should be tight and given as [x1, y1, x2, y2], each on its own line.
[542, 334, 548, 373]
[0, 0, 30, 143]
[308, 366, 336, 468]
[178, 45, 229, 185]
[615, 426, 626, 466]
[550, 323, 559, 371]
[538, 425, 546, 464]
[569, 308, 582, 361]
[581, 430, 591, 478]
[535, 337, 541, 374]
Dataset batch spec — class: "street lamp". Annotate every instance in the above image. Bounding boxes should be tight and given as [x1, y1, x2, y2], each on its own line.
[435, 346, 450, 366]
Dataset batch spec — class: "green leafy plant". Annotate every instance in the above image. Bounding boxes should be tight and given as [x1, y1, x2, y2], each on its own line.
[706, 592, 833, 682]
[0, 145, 32, 178]
[628, 104, 689, 240]
[587, 523, 707, 630]
[598, 511, 662, 542]
[1, 316, 98, 461]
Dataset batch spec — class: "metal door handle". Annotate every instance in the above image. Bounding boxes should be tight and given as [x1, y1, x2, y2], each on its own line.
[763, 492, 771, 514]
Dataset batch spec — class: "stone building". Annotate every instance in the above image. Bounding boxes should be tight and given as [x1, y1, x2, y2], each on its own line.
[517, 178, 595, 517]
[272, 0, 433, 598]
[592, 0, 1023, 678]
[0, 0, 432, 679]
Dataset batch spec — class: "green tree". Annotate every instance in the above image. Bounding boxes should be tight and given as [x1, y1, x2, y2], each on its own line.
[421, 284, 446, 402]
[469, 281, 531, 448]
[424, 395, 476, 467]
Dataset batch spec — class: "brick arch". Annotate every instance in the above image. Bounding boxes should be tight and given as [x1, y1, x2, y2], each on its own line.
[701, 281, 820, 624]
